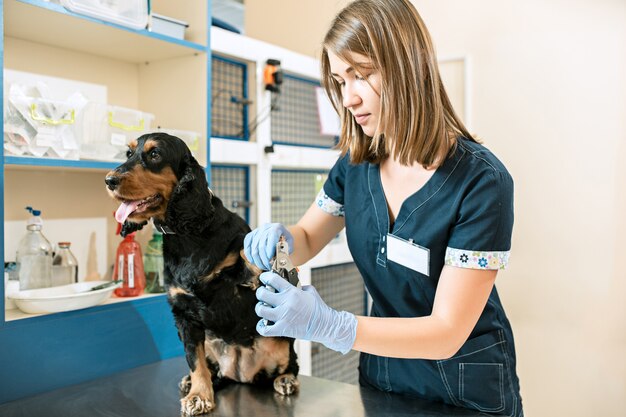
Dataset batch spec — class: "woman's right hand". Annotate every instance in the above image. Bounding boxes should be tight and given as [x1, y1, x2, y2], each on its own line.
[243, 223, 294, 270]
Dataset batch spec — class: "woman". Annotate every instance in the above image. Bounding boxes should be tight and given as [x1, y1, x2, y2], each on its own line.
[244, 0, 523, 415]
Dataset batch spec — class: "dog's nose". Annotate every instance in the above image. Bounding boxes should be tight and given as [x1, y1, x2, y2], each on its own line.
[105, 175, 120, 190]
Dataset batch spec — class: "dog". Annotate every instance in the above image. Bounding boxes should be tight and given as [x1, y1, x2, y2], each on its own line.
[105, 132, 299, 415]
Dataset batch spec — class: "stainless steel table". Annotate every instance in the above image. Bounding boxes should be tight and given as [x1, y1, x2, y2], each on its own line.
[0, 356, 492, 416]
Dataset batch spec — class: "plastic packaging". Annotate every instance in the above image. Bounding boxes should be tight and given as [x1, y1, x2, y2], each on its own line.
[143, 229, 165, 293]
[16, 207, 53, 290]
[156, 127, 201, 157]
[80, 104, 155, 161]
[112, 232, 146, 297]
[4, 84, 87, 160]
[60, 0, 149, 30]
[52, 242, 79, 286]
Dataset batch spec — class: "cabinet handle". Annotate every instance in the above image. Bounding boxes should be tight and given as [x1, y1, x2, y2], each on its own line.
[108, 112, 145, 131]
[30, 104, 75, 125]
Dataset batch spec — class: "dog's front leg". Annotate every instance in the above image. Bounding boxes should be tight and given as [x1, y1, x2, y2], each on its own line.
[177, 321, 215, 415]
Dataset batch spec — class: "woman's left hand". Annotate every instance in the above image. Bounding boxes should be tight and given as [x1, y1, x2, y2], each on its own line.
[255, 271, 358, 354]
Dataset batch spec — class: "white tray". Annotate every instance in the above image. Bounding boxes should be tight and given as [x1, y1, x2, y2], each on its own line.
[8, 281, 121, 314]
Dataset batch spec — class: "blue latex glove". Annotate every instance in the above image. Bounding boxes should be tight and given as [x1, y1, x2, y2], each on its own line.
[243, 223, 294, 270]
[255, 271, 358, 355]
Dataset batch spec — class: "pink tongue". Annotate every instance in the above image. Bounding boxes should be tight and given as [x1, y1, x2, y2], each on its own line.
[115, 200, 140, 223]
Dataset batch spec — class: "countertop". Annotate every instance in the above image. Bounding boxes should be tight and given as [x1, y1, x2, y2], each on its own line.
[0, 356, 492, 416]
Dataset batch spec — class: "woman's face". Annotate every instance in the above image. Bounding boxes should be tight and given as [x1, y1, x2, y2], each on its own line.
[328, 51, 382, 137]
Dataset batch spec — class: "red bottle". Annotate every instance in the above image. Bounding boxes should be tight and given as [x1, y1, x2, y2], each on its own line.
[113, 232, 146, 297]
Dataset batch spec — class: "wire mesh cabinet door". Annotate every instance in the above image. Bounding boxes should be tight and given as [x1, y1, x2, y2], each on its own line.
[310, 262, 366, 385]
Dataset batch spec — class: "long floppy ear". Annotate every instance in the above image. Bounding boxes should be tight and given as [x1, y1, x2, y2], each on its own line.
[165, 153, 213, 234]
[120, 220, 147, 237]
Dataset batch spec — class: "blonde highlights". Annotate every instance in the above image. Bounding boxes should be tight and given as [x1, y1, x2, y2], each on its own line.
[321, 0, 474, 167]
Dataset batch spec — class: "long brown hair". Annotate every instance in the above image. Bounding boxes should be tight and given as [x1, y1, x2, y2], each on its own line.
[321, 0, 474, 167]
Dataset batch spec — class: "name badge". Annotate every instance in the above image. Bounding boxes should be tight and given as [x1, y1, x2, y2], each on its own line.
[386, 234, 430, 276]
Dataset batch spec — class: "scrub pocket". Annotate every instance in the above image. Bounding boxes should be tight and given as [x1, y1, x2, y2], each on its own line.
[437, 329, 515, 415]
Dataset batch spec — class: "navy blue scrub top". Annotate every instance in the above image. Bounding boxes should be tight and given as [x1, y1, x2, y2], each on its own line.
[316, 138, 523, 416]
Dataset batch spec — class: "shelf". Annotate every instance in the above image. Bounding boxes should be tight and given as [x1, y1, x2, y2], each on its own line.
[4, 292, 165, 322]
[6, 0, 207, 63]
[4, 156, 119, 171]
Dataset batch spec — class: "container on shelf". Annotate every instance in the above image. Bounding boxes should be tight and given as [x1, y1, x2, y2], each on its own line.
[157, 127, 201, 157]
[60, 0, 149, 31]
[52, 242, 79, 286]
[143, 229, 165, 293]
[16, 208, 53, 291]
[112, 232, 146, 297]
[149, 13, 189, 40]
[81, 104, 155, 161]
[4, 87, 87, 160]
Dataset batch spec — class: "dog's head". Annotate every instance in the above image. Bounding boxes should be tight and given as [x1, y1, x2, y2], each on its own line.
[105, 132, 212, 236]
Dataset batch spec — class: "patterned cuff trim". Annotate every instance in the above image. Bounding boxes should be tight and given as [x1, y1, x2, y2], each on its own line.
[315, 189, 345, 217]
[445, 247, 510, 270]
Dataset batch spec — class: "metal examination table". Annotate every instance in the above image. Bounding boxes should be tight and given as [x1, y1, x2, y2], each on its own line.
[0, 356, 494, 416]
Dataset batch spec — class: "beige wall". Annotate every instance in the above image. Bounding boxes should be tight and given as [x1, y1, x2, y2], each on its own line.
[245, 0, 350, 60]
[246, 0, 626, 416]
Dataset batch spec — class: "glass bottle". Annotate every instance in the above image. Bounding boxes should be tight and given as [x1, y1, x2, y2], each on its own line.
[112, 232, 146, 297]
[143, 230, 165, 293]
[16, 208, 53, 290]
[52, 242, 79, 286]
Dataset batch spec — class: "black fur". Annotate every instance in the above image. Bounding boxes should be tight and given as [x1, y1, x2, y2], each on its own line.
[105, 133, 298, 414]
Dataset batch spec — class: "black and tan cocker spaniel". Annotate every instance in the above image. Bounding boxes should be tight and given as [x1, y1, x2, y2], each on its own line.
[105, 132, 299, 415]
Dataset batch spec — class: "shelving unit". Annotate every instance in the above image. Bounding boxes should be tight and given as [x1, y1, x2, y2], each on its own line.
[0, 0, 210, 403]
[1, 1, 361, 403]
[6, 0, 206, 62]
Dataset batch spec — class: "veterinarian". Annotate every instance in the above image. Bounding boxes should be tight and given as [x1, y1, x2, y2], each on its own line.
[244, 0, 523, 415]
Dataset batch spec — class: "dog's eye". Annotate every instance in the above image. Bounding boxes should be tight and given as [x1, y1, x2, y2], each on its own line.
[126, 149, 134, 158]
[149, 149, 161, 160]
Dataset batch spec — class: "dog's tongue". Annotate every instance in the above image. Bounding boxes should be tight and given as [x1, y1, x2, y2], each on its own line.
[115, 200, 140, 224]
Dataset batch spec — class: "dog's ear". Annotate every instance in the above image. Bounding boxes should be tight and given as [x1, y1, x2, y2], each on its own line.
[165, 153, 214, 234]
[120, 220, 147, 237]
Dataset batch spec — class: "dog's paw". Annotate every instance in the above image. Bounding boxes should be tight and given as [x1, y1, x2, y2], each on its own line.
[273, 373, 299, 396]
[180, 393, 215, 415]
[178, 374, 192, 396]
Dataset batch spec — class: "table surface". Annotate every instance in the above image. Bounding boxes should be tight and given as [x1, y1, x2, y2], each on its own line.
[0, 356, 492, 417]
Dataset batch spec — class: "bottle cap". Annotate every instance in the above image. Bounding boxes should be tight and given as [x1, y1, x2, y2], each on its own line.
[58, 242, 71, 247]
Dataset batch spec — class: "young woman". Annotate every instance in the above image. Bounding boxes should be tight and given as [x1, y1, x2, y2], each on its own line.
[244, 0, 523, 415]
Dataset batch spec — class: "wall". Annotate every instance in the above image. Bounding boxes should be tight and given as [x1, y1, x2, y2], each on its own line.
[245, 0, 626, 416]
[245, 0, 350, 60]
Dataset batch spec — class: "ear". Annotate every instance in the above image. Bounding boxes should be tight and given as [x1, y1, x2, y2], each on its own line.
[165, 153, 214, 234]
[120, 220, 147, 237]
[176, 154, 199, 190]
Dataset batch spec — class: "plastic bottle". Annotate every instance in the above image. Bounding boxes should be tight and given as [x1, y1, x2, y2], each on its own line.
[143, 229, 165, 293]
[16, 207, 53, 290]
[112, 232, 146, 297]
[52, 242, 79, 286]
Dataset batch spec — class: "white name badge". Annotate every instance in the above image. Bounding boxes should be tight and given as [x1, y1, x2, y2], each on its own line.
[386, 234, 430, 276]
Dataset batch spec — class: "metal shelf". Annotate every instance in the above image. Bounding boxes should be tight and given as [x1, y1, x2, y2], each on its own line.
[4, 156, 119, 171]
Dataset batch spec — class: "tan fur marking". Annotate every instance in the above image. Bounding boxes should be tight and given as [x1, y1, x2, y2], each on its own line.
[168, 287, 189, 297]
[143, 139, 158, 152]
[241, 250, 262, 275]
[240, 250, 262, 290]
[241, 338, 292, 382]
[189, 345, 213, 393]
[204, 337, 291, 383]
[110, 165, 177, 221]
[202, 252, 240, 282]
[181, 344, 214, 414]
